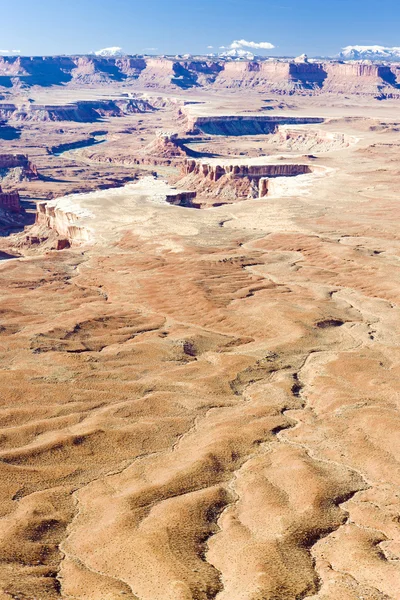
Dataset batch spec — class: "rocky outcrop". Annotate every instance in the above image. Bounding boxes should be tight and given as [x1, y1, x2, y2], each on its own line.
[0, 185, 24, 214]
[82, 133, 197, 169]
[269, 126, 357, 152]
[179, 158, 313, 203]
[137, 58, 223, 89]
[323, 62, 399, 96]
[0, 98, 154, 123]
[0, 153, 38, 178]
[186, 115, 324, 136]
[138, 132, 194, 165]
[0, 154, 39, 188]
[183, 159, 312, 180]
[1, 56, 399, 97]
[212, 60, 327, 92]
[36, 199, 93, 245]
[165, 190, 198, 207]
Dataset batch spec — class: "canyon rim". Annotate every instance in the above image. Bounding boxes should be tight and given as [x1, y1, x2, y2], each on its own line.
[0, 11, 400, 600]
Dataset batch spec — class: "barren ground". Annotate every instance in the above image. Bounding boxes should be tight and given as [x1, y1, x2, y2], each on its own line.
[0, 87, 399, 600]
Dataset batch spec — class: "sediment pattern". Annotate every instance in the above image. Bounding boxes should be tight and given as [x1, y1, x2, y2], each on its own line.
[0, 82, 399, 600]
[1, 196, 399, 598]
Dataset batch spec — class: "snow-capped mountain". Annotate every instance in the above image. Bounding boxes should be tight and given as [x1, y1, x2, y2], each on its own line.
[219, 48, 255, 60]
[339, 45, 400, 61]
[94, 47, 126, 57]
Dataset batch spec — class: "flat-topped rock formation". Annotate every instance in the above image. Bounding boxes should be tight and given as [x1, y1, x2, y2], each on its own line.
[268, 125, 358, 152]
[179, 157, 316, 204]
[0, 98, 155, 123]
[0, 153, 38, 178]
[0, 185, 24, 214]
[1, 56, 399, 97]
[35, 178, 198, 244]
[0, 153, 39, 190]
[186, 115, 325, 136]
[183, 158, 312, 180]
[140, 132, 191, 164]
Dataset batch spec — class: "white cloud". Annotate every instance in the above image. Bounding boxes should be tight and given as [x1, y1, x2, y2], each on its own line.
[229, 39, 275, 50]
[207, 45, 214, 49]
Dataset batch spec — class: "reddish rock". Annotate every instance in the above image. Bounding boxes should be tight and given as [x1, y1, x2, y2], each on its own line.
[0, 186, 24, 214]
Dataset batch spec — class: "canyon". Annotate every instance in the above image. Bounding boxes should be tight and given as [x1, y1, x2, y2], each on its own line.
[0, 56, 399, 600]
[0, 55, 400, 98]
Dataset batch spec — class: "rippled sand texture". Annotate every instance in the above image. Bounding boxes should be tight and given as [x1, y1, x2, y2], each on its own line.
[1, 108, 400, 600]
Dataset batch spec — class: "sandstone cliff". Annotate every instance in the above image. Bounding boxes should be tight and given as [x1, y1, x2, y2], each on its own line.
[36, 198, 93, 245]
[0, 56, 399, 97]
[179, 158, 313, 203]
[0, 185, 24, 214]
[0, 99, 154, 123]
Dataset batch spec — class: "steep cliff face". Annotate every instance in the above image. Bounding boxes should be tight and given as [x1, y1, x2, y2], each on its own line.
[0, 56, 75, 87]
[136, 59, 224, 89]
[186, 115, 324, 136]
[390, 64, 400, 84]
[171, 61, 224, 88]
[323, 62, 398, 96]
[0, 153, 39, 186]
[213, 61, 291, 90]
[269, 126, 357, 152]
[70, 56, 130, 84]
[0, 186, 24, 214]
[213, 61, 325, 92]
[183, 159, 312, 180]
[36, 199, 93, 245]
[179, 158, 313, 203]
[137, 58, 176, 88]
[0, 98, 154, 123]
[0, 154, 38, 177]
[115, 57, 147, 78]
[288, 62, 327, 88]
[0, 56, 399, 97]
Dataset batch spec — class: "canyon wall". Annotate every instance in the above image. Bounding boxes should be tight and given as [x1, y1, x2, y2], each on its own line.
[0, 56, 399, 97]
[0, 99, 154, 123]
[0, 186, 24, 213]
[187, 115, 324, 136]
[0, 153, 38, 178]
[183, 159, 312, 180]
[36, 200, 93, 245]
[179, 159, 314, 203]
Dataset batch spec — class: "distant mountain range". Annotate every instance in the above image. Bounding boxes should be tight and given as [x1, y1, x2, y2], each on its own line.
[338, 45, 400, 61]
[94, 47, 126, 57]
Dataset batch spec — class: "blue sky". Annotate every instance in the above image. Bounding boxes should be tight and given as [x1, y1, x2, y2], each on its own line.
[1, 0, 399, 57]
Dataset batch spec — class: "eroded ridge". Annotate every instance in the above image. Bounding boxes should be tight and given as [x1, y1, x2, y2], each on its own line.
[0, 83, 399, 600]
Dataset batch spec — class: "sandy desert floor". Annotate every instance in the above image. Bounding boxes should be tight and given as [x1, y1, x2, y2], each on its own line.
[0, 88, 399, 600]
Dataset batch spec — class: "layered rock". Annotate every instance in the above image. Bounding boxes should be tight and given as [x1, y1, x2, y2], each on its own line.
[36, 198, 93, 245]
[0, 153, 38, 180]
[186, 115, 324, 136]
[268, 125, 358, 152]
[0, 98, 155, 123]
[323, 62, 398, 96]
[213, 60, 327, 92]
[138, 132, 193, 165]
[183, 159, 312, 180]
[0, 185, 24, 213]
[34, 179, 199, 244]
[0, 56, 399, 97]
[179, 158, 313, 203]
[137, 58, 223, 89]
